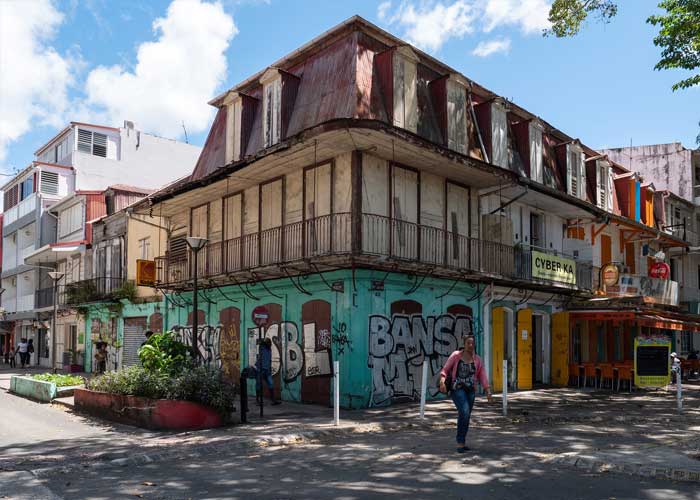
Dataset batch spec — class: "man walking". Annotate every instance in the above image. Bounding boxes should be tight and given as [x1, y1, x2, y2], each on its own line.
[15, 339, 28, 369]
[256, 338, 280, 406]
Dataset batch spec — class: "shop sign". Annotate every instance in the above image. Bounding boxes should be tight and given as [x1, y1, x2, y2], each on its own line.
[601, 263, 620, 287]
[251, 305, 270, 327]
[634, 337, 671, 387]
[649, 262, 670, 279]
[136, 259, 156, 287]
[531, 251, 576, 285]
[606, 275, 679, 306]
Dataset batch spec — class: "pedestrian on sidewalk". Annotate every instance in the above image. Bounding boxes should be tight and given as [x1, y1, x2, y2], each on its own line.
[256, 338, 280, 406]
[438, 335, 492, 453]
[15, 339, 28, 369]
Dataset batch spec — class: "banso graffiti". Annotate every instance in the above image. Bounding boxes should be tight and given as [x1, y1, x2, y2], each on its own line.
[247, 321, 333, 382]
[172, 324, 223, 368]
[368, 313, 472, 405]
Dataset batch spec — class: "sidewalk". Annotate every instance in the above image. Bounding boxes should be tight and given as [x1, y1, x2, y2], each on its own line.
[29, 384, 700, 483]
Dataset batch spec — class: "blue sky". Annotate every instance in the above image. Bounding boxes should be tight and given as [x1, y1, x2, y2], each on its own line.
[1, 0, 698, 178]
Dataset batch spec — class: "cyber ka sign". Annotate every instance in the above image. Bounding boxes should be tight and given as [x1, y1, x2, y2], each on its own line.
[531, 250, 576, 285]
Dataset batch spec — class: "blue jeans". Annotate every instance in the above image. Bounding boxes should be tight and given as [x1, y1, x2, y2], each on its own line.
[451, 387, 476, 445]
[256, 369, 274, 395]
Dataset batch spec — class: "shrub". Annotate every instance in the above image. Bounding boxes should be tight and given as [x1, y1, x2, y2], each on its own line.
[32, 373, 84, 387]
[138, 331, 191, 375]
[87, 366, 236, 415]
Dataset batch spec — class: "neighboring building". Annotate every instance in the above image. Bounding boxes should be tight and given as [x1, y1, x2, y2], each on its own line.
[117, 16, 688, 408]
[1, 121, 201, 367]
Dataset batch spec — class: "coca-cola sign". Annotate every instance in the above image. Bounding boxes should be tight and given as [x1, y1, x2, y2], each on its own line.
[649, 262, 670, 280]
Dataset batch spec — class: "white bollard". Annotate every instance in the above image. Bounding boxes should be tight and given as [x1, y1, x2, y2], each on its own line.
[502, 360, 508, 417]
[419, 359, 428, 420]
[677, 367, 682, 414]
[334, 360, 340, 426]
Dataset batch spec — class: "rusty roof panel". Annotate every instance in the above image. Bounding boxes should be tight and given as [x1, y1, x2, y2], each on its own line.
[190, 107, 226, 182]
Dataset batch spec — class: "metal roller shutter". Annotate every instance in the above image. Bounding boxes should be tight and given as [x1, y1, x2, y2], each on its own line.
[123, 317, 147, 367]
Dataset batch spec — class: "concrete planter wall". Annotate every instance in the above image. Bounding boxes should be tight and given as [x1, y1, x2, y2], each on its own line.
[73, 388, 225, 430]
[10, 376, 57, 402]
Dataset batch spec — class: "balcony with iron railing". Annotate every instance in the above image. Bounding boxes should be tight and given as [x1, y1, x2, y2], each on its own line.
[63, 277, 129, 306]
[155, 212, 595, 294]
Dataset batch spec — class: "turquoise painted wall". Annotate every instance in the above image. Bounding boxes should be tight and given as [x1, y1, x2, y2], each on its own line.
[161, 269, 483, 409]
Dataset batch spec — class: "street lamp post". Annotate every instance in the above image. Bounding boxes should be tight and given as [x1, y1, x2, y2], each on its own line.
[48, 271, 65, 372]
[185, 237, 208, 362]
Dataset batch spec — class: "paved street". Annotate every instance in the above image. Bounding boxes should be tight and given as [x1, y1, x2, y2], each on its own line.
[2, 365, 700, 499]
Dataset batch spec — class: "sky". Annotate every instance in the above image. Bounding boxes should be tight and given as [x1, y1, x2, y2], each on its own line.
[0, 0, 698, 178]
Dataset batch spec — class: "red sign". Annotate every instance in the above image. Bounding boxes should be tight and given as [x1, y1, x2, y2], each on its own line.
[649, 262, 670, 280]
[252, 305, 270, 327]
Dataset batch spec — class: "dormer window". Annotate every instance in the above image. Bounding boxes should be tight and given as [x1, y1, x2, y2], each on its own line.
[491, 100, 507, 168]
[446, 77, 468, 154]
[596, 159, 613, 210]
[528, 120, 544, 183]
[260, 68, 282, 148]
[392, 46, 419, 133]
[223, 92, 243, 163]
[566, 143, 586, 199]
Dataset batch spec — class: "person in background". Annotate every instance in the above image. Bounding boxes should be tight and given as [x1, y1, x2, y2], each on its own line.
[688, 350, 699, 360]
[141, 330, 154, 348]
[256, 338, 280, 406]
[94, 342, 107, 374]
[439, 335, 492, 453]
[26, 339, 35, 366]
[15, 338, 28, 369]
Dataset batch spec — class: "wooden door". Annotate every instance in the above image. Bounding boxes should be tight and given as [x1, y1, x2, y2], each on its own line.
[517, 308, 533, 390]
[601, 234, 612, 266]
[219, 307, 241, 383]
[301, 300, 332, 405]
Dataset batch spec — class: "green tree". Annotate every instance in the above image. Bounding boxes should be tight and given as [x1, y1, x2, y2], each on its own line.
[547, 0, 700, 143]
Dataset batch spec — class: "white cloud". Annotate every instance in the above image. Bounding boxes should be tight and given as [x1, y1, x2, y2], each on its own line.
[472, 38, 511, 57]
[381, 1, 478, 52]
[379, 0, 551, 53]
[0, 0, 73, 163]
[83, 0, 237, 139]
[483, 0, 551, 34]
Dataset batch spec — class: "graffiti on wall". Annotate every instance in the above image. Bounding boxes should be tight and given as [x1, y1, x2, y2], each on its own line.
[246, 320, 333, 382]
[172, 324, 223, 368]
[368, 312, 473, 405]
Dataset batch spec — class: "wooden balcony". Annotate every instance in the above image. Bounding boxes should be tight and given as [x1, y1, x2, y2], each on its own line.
[155, 212, 595, 294]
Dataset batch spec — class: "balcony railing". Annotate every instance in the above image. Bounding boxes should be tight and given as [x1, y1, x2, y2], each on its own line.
[4, 194, 37, 226]
[156, 213, 594, 292]
[64, 277, 127, 306]
[35, 286, 67, 309]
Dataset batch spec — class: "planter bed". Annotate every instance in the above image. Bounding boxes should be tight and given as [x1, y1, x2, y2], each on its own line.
[10, 375, 58, 402]
[73, 388, 225, 430]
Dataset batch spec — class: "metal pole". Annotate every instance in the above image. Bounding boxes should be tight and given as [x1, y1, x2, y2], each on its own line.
[51, 280, 57, 372]
[240, 372, 248, 424]
[503, 359, 508, 417]
[677, 366, 682, 414]
[419, 359, 428, 420]
[334, 360, 340, 426]
[191, 249, 198, 361]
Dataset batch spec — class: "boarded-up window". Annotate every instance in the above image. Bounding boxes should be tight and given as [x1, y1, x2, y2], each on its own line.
[224, 194, 242, 240]
[447, 183, 470, 267]
[261, 179, 282, 264]
[420, 173, 445, 264]
[392, 166, 418, 259]
[447, 80, 467, 154]
[491, 102, 507, 168]
[262, 77, 281, 148]
[209, 200, 222, 243]
[191, 204, 208, 238]
[305, 163, 332, 255]
[529, 121, 544, 183]
[226, 97, 243, 163]
[393, 54, 418, 133]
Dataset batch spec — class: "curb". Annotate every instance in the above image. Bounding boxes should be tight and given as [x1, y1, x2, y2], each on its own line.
[547, 455, 700, 483]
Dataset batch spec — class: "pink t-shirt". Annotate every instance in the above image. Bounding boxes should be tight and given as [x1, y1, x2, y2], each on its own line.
[440, 350, 490, 390]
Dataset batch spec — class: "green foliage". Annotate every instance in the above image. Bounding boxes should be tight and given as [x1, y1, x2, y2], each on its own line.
[138, 331, 191, 375]
[87, 366, 236, 415]
[112, 280, 138, 302]
[32, 373, 84, 387]
[546, 0, 618, 37]
[66, 280, 99, 305]
[647, 0, 700, 91]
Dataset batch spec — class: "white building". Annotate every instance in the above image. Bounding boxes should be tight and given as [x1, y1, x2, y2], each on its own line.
[1, 121, 200, 367]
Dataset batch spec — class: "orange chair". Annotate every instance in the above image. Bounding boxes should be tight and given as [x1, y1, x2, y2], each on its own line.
[599, 363, 614, 390]
[583, 363, 598, 389]
[616, 365, 633, 392]
[569, 363, 583, 387]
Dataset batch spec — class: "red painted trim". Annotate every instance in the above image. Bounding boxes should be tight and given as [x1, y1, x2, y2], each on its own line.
[70, 121, 120, 132]
[33, 161, 74, 171]
[50, 240, 87, 248]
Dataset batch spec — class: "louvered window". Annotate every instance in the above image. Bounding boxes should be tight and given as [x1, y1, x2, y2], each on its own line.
[168, 235, 188, 262]
[40, 171, 59, 195]
[567, 144, 586, 200]
[77, 129, 108, 158]
[596, 161, 611, 210]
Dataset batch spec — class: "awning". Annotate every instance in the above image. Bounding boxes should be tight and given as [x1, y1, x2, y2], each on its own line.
[570, 310, 637, 321]
[24, 241, 85, 265]
[569, 309, 700, 331]
[637, 314, 700, 332]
